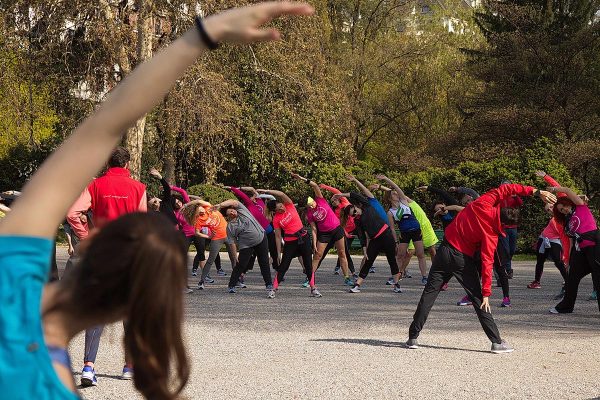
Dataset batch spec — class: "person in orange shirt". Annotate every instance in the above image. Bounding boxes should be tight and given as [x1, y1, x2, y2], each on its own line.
[182, 200, 230, 289]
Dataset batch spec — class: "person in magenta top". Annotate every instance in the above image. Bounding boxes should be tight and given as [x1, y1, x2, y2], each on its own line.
[291, 173, 353, 286]
[527, 171, 570, 291]
[498, 180, 523, 278]
[550, 185, 600, 314]
[259, 188, 321, 297]
[226, 185, 279, 270]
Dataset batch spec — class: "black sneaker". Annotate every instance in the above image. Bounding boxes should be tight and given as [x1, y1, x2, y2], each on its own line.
[491, 340, 514, 354]
[405, 338, 419, 349]
[507, 270, 514, 279]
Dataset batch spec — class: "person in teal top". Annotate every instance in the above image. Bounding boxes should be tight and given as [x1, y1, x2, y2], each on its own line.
[0, 3, 315, 399]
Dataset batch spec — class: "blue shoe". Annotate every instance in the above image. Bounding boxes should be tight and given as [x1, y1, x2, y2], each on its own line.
[369, 267, 376, 273]
[217, 269, 228, 277]
[344, 277, 355, 286]
[204, 276, 215, 284]
[81, 365, 98, 386]
[334, 266, 340, 275]
[302, 278, 309, 288]
[121, 366, 134, 380]
[228, 287, 236, 294]
[421, 276, 428, 285]
[589, 290, 597, 301]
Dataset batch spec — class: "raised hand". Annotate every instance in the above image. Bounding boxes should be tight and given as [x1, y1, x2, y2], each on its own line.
[539, 190, 557, 205]
[535, 170, 546, 178]
[204, 2, 315, 45]
[416, 186, 428, 192]
[375, 174, 387, 181]
[346, 174, 356, 182]
[149, 168, 162, 179]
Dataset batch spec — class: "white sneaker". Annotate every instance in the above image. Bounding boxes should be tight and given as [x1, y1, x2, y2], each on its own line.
[393, 283, 403, 293]
[549, 307, 559, 314]
[311, 288, 322, 298]
[184, 287, 194, 294]
[349, 285, 361, 293]
[267, 290, 276, 299]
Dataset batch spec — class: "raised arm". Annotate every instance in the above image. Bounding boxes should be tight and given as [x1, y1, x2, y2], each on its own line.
[214, 199, 240, 209]
[376, 174, 409, 203]
[229, 186, 253, 205]
[0, 2, 315, 238]
[418, 185, 459, 206]
[240, 186, 259, 198]
[291, 173, 323, 198]
[536, 171, 567, 199]
[347, 174, 374, 198]
[455, 187, 480, 200]
[257, 189, 293, 205]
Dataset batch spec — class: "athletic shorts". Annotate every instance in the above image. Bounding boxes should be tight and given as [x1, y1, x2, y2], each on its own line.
[317, 225, 345, 244]
[408, 228, 438, 250]
[398, 229, 422, 244]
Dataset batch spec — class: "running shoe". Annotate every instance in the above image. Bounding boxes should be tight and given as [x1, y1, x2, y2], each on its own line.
[344, 277, 355, 286]
[527, 281, 541, 289]
[490, 341, 514, 354]
[121, 366, 134, 380]
[184, 287, 194, 294]
[267, 289, 276, 299]
[441, 282, 449, 291]
[311, 288, 322, 297]
[369, 267, 376, 273]
[457, 295, 472, 306]
[216, 269, 228, 277]
[204, 276, 215, 284]
[386, 277, 395, 285]
[349, 285, 361, 293]
[421, 276, 428, 285]
[81, 365, 98, 387]
[239, 276, 245, 284]
[228, 287, 236, 294]
[500, 297, 511, 307]
[301, 278, 309, 288]
[507, 270, 514, 279]
[589, 290, 597, 301]
[549, 307, 560, 314]
[404, 271, 412, 279]
[352, 273, 359, 279]
[197, 282, 205, 290]
[405, 338, 419, 349]
[553, 286, 565, 300]
[334, 266, 340, 275]
[393, 283, 403, 293]
[192, 269, 198, 277]
[235, 281, 247, 289]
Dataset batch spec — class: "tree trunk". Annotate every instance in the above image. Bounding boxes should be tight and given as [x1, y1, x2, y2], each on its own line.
[126, 0, 153, 179]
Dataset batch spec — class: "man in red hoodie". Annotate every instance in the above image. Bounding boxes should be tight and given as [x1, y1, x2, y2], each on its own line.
[74, 146, 147, 386]
[406, 183, 554, 353]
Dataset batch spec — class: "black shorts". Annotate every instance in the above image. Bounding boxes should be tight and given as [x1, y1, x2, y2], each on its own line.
[317, 225, 345, 244]
[398, 229, 422, 244]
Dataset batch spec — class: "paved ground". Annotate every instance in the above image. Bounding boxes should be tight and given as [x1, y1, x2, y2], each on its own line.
[57, 248, 600, 400]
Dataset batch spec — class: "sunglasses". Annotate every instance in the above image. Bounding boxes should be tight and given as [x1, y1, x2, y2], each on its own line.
[350, 208, 358, 216]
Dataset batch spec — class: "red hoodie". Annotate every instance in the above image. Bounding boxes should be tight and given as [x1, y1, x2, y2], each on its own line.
[445, 184, 535, 297]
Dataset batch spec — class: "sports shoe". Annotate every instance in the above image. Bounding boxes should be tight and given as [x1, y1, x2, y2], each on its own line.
[393, 283, 403, 293]
[500, 297, 511, 307]
[121, 366, 134, 380]
[490, 341, 514, 354]
[192, 270, 198, 277]
[589, 290, 597, 301]
[405, 338, 419, 349]
[457, 295, 472, 306]
[334, 266, 340, 275]
[197, 282, 205, 290]
[527, 281, 541, 289]
[267, 289, 276, 299]
[507, 270, 514, 279]
[344, 277, 355, 286]
[421, 276, 428, 285]
[184, 287, 194, 294]
[302, 278, 310, 288]
[311, 288, 322, 297]
[216, 269, 228, 277]
[441, 282, 449, 291]
[549, 307, 560, 314]
[204, 276, 215, 284]
[404, 271, 412, 279]
[386, 277, 395, 285]
[369, 267, 376, 273]
[228, 287, 236, 294]
[235, 281, 247, 289]
[349, 285, 361, 293]
[81, 365, 98, 387]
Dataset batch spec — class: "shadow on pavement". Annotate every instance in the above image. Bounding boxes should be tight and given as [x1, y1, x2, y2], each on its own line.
[310, 338, 490, 354]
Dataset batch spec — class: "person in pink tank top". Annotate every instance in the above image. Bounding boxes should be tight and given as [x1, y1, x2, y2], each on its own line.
[549, 186, 600, 314]
[291, 173, 354, 287]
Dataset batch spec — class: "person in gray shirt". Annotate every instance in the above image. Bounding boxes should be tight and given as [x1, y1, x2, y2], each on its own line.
[214, 200, 275, 298]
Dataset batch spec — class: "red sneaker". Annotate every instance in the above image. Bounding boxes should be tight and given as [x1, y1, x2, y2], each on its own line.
[441, 282, 449, 291]
[527, 281, 541, 289]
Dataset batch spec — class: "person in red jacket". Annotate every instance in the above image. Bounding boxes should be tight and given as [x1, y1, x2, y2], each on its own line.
[74, 146, 148, 385]
[406, 184, 555, 353]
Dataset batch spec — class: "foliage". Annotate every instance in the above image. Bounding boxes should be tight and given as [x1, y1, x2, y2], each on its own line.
[186, 184, 236, 204]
